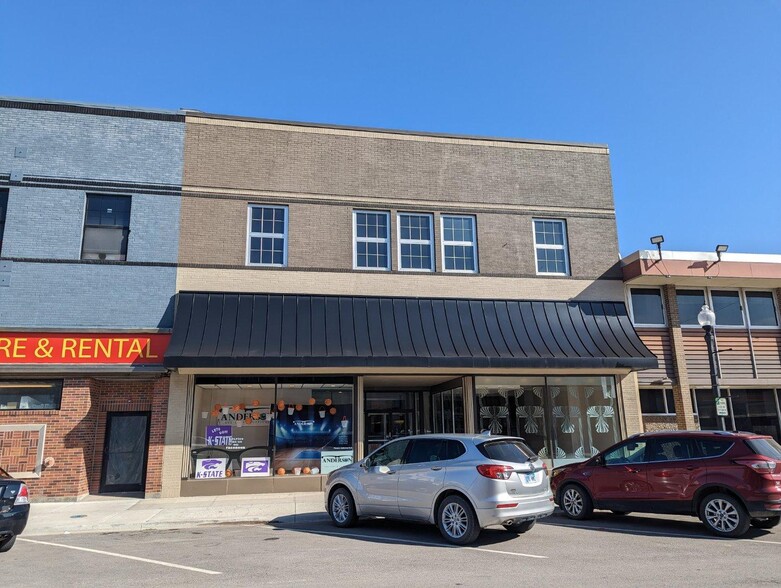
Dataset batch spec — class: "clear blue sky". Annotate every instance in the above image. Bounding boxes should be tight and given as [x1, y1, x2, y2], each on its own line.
[2, 1, 779, 255]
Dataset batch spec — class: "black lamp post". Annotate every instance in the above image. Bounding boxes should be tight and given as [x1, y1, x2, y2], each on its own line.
[697, 304, 733, 431]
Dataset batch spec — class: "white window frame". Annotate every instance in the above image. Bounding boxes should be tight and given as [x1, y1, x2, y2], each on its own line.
[707, 287, 746, 329]
[533, 218, 570, 276]
[397, 212, 434, 272]
[640, 388, 676, 416]
[676, 288, 709, 329]
[440, 214, 478, 274]
[246, 204, 289, 267]
[353, 210, 391, 271]
[742, 289, 780, 329]
[627, 286, 667, 327]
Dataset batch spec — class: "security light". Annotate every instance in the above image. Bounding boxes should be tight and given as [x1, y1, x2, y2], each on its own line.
[650, 235, 664, 259]
[716, 244, 729, 261]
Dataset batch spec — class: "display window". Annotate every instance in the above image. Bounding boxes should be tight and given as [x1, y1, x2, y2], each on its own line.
[475, 376, 620, 466]
[189, 378, 353, 480]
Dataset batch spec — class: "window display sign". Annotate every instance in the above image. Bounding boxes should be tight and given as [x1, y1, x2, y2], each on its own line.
[320, 450, 354, 474]
[195, 457, 227, 479]
[206, 426, 233, 446]
[241, 457, 271, 477]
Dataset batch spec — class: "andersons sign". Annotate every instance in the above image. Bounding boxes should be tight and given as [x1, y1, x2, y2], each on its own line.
[0, 333, 170, 365]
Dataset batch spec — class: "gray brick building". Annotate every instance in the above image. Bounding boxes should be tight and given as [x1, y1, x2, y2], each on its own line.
[0, 99, 184, 500]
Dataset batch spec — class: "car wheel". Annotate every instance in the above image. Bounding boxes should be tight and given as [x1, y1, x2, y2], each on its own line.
[437, 495, 481, 545]
[611, 511, 629, 516]
[503, 519, 536, 534]
[328, 487, 357, 528]
[699, 493, 750, 538]
[0, 535, 16, 553]
[751, 516, 781, 530]
[560, 484, 593, 520]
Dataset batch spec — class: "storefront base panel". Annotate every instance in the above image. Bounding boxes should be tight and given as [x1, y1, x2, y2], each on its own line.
[180, 475, 327, 497]
[0, 375, 169, 501]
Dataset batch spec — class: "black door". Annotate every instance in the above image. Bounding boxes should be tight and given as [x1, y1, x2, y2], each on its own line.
[100, 412, 150, 493]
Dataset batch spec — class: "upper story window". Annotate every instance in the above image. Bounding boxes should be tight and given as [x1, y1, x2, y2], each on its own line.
[81, 194, 131, 261]
[0, 189, 8, 255]
[354, 210, 390, 270]
[629, 288, 666, 326]
[745, 291, 779, 327]
[676, 289, 706, 326]
[397, 213, 434, 272]
[710, 290, 743, 326]
[0, 381, 63, 411]
[676, 288, 778, 328]
[533, 219, 570, 275]
[247, 205, 288, 266]
[441, 215, 477, 273]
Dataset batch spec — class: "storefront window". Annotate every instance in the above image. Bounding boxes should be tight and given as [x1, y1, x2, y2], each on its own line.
[431, 387, 464, 434]
[0, 381, 63, 410]
[189, 378, 353, 479]
[475, 376, 620, 466]
[695, 388, 781, 442]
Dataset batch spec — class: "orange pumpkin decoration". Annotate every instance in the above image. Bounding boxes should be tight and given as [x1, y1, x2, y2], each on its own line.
[214, 404, 222, 411]
[239, 403, 246, 410]
[225, 469, 233, 477]
[232, 404, 241, 412]
[277, 400, 286, 411]
[308, 397, 316, 405]
[252, 410, 261, 419]
[329, 407, 337, 415]
[324, 398, 332, 406]
[252, 399, 260, 407]
[295, 404, 303, 411]
[276, 468, 286, 476]
[303, 467, 311, 475]
[245, 417, 252, 425]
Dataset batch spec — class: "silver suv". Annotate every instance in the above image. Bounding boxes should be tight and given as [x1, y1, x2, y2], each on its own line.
[325, 434, 554, 544]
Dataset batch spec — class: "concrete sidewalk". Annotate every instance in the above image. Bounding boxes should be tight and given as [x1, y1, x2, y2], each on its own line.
[24, 492, 328, 536]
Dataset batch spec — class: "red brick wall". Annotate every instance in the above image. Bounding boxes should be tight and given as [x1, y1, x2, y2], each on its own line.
[0, 429, 41, 473]
[0, 376, 169, 500]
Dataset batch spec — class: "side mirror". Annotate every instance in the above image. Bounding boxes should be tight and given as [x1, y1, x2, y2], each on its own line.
[359, 460, 369, 470]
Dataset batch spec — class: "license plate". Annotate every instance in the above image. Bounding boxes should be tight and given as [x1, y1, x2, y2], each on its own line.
[524, 472, 536, 483]
[520, 470, 542, 487]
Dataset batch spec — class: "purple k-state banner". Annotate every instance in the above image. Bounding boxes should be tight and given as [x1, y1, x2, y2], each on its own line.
[206, 425, 233, 446]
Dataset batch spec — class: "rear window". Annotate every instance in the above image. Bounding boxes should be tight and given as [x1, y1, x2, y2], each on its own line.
[746, 438, 781, 460]
[695, 439, 734, 458]
[477, 440, 536, 463]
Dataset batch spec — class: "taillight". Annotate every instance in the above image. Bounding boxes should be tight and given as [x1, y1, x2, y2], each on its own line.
[14, 483, 30, 506]
[734, 459, 778, 474]
[477, 464, 514, 480]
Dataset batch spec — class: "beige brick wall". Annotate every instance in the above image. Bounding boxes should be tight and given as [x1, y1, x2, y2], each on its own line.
[176, 267, 626, 301]
[618, 372, 644, 436]
[160, 372, 191, 498]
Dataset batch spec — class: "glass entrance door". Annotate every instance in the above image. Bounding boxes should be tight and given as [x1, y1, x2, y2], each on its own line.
[365, 391, 418, 454]
[100, 411, 150, 493]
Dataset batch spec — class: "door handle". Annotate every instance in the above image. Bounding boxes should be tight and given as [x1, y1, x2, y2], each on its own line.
[386, 470, 397, 475]
[624, 467, 639, 474]
[686, 466, 696, 471]
[431, 466, 443, 471]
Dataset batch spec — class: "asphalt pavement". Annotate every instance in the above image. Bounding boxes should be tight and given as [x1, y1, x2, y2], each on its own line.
[3, 511, 780, 587]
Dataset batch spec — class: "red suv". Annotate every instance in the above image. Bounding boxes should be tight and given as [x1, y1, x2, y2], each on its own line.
[550, 431, 781, 537]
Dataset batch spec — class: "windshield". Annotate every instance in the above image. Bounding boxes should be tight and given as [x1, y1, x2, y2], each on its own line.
[477, 439, 536, 463]
[746, 438, 781, 460]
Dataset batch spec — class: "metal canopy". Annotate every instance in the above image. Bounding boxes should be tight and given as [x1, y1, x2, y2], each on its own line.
[164, 292, 658, 370]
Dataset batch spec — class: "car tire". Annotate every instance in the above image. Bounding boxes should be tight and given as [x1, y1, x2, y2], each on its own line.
[751, 516, 781, 530]
[611, 511, 629, 516]
[0, 535, 16, 553]
[699, 493, 751, 538]
[437, 495, 481, 545]
[503, 519, 536, 534]
[560, 484, 593, 520]
[328, 487, 357, 528]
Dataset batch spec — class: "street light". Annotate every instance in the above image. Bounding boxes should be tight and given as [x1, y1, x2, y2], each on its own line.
[697, 305, 733, 431]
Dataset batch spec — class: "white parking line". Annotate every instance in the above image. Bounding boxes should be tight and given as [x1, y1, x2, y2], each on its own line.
[18, 538, 222, 575]
[288, 527, 548, 559]
[544, 521, 781, 546]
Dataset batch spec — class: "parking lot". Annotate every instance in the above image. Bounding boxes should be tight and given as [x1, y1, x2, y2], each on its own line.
[3, 510, 780, 587]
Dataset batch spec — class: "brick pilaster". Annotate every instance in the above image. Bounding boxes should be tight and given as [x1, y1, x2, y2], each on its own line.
[663, 285, 697, 430]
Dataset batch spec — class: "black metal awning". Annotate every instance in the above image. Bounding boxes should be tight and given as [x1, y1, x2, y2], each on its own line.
[164, 292, 658, 370]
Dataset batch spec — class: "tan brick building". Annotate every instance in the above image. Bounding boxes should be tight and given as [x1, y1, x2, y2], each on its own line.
[160, 112, 657, 497]
[622, 250, 781, 441]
